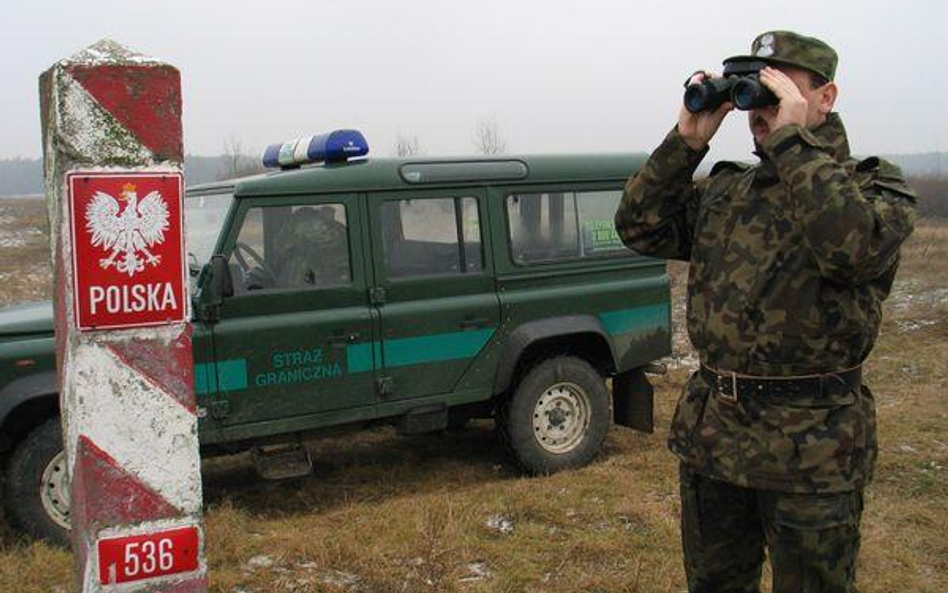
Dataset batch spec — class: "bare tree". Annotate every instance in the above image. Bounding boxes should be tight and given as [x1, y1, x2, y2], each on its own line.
[219, 135, 262, 180]
[394, 133, 423, 157]
[472, 117, 507, 155]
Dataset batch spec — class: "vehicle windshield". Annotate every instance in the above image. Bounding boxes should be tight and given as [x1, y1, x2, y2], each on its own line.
[185, 191, 233, 270]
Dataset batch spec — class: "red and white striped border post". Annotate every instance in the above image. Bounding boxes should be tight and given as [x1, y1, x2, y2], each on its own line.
[40, 40, 207, 592]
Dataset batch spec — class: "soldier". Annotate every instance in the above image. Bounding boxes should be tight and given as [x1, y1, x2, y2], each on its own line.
[615, 31, 916, 592]
[275, 206, 350, 287]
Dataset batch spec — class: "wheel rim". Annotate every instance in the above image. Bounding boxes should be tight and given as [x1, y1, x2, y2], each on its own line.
[532, 381, 591, 454]
[40, 450, 71, 530]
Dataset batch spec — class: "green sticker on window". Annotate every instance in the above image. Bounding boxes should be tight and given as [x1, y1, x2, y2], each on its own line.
[584, 220, 623, 251]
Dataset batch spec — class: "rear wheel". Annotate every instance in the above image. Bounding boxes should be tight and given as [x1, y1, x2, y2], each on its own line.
[502, 356, 610, 474]
[4, 417, 70, 546]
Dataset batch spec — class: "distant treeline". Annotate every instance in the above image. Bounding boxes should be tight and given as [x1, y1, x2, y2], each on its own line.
[0, 158, 43, 196]
[0, 155, 235, 197]
[1, 155, 947, 218]
[911, 176, 948, 219]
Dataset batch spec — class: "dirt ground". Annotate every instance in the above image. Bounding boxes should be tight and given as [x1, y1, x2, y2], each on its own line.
[0, 197, 944, 592]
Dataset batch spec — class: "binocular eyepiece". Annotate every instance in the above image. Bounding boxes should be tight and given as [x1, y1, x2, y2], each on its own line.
[683, 61, 778, 113]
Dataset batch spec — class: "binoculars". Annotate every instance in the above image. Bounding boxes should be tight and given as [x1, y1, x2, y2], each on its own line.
[683, 61, 779, 113]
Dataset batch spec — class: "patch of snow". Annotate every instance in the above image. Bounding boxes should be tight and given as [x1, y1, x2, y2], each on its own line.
[618, 515, 648, 534]
[485, 515, 514, 534]
[67, 39, 166, 66]
[896, 318, 938, 332]
[663, 352, 699, 371]
[244, 555, 274, 569]
[320, 570, 361, 589]
[458, 561, 492, 583]
[890, 280, 948, 312]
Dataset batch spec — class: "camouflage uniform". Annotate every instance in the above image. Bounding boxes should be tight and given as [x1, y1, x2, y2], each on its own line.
[274, 206, 350, 287]
[615, 31, 916, 593]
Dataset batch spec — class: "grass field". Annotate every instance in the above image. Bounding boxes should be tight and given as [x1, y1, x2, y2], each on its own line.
[0, 197, 944, 592]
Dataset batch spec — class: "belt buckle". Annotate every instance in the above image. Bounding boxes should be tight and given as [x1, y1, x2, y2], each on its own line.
[716, 371, 739, 405]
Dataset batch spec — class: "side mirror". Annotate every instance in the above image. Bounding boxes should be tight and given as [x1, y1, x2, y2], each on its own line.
[205, 254, 234, 306]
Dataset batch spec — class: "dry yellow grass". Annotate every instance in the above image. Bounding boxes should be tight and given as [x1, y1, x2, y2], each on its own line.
[0, 201, 944, 592]
[0, 198, 51, 308]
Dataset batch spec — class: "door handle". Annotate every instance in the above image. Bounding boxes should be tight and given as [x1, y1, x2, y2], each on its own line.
[458, 318, 490, 330]
[328, 332, 360, 347]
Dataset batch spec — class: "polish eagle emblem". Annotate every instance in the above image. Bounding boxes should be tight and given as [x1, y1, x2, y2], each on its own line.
[85, 182, 170, 277]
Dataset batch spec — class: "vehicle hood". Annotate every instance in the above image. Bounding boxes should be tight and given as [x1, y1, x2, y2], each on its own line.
[0, 301, 54, 337]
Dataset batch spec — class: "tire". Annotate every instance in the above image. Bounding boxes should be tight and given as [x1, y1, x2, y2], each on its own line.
[4, 417, 70, 546]
[501, 356, 610, 475]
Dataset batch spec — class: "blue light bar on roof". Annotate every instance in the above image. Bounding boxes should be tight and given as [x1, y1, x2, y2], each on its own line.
[262, 129, 369, 169]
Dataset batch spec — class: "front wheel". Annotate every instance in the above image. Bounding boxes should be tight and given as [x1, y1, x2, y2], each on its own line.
[501, 356, 610, 474]
[4, 417, 71, 546]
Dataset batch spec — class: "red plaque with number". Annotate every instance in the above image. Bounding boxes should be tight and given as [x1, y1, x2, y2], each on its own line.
[97, 525, 200, 585]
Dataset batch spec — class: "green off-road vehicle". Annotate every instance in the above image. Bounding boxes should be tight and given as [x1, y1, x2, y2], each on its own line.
[0, 131, 670, 545]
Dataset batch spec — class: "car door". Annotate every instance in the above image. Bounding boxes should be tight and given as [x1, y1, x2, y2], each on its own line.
[367, 189, 501, 403]
[204, 193, 377, 427]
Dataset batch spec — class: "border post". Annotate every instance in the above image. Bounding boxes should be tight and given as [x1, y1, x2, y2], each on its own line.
[40, 39, 206, 592]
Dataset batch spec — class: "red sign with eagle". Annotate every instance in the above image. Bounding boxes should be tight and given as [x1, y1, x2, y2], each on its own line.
[68, 171, 187, 331]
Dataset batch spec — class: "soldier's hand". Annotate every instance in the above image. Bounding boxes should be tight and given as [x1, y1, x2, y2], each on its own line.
[758, 67, 808, 132]
[678, 71, 733, 151]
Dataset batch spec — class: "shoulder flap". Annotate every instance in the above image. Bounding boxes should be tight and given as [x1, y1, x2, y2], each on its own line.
[709, 160, 752, 178]
[708, 161, 752, 177]
[856, 156, 917, 199]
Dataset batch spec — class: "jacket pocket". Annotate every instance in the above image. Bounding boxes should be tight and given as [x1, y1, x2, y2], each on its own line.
[668, 371, 710, 458]
[745, 386, 872, 491]
[851, 385, 878, 486]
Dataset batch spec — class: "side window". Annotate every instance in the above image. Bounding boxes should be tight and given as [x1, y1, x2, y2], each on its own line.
[381, 196, 482, 280]
[506, 190, 628, 264]
[507, 193, 579, 262]
[230, 203, 350, 292]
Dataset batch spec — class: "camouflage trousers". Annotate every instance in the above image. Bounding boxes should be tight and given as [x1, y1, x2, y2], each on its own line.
[679, 463, 864, 593]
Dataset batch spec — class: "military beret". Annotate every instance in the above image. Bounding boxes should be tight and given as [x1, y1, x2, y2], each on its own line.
[724, 30, 837, 82]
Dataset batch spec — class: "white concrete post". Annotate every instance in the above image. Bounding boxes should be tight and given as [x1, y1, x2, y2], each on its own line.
[40, 39, 207, 592]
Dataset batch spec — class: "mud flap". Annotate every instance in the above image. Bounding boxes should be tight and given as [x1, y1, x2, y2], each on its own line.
[613, 368, 654, 433]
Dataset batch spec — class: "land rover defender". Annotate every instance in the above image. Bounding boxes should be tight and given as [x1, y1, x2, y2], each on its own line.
[0, 131, 670, 545]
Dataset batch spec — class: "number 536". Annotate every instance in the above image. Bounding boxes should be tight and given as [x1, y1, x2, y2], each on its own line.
[124, 538, 174, 577]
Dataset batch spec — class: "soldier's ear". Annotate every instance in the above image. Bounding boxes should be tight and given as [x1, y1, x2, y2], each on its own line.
[819, 82, 838, 115]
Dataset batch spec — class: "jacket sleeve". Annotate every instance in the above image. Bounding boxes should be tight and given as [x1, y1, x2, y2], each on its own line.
[764, 124, 917, 285]
[614, 127, 709, 261]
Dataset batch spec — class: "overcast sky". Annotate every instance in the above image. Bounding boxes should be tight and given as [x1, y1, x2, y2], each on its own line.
[1, 0, 945, 164]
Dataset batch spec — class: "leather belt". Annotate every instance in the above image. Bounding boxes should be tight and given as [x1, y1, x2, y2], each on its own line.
[699, 363, 862, 405]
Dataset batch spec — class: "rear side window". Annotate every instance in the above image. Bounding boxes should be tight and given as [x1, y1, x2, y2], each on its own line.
[381, 196, 482, 279]
[506, 190, 627, 264]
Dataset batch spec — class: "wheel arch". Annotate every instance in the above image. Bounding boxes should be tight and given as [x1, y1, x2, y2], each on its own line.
[0, 371, 59, 454]
[492, 315, 616, 396]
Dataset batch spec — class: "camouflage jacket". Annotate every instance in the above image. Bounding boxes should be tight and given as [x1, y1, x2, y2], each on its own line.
[615, 113, 916, 492]
[275, 207, 349, 287]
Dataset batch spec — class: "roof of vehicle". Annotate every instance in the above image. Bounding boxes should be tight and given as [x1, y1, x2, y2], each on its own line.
[186, 153, 649, 197]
